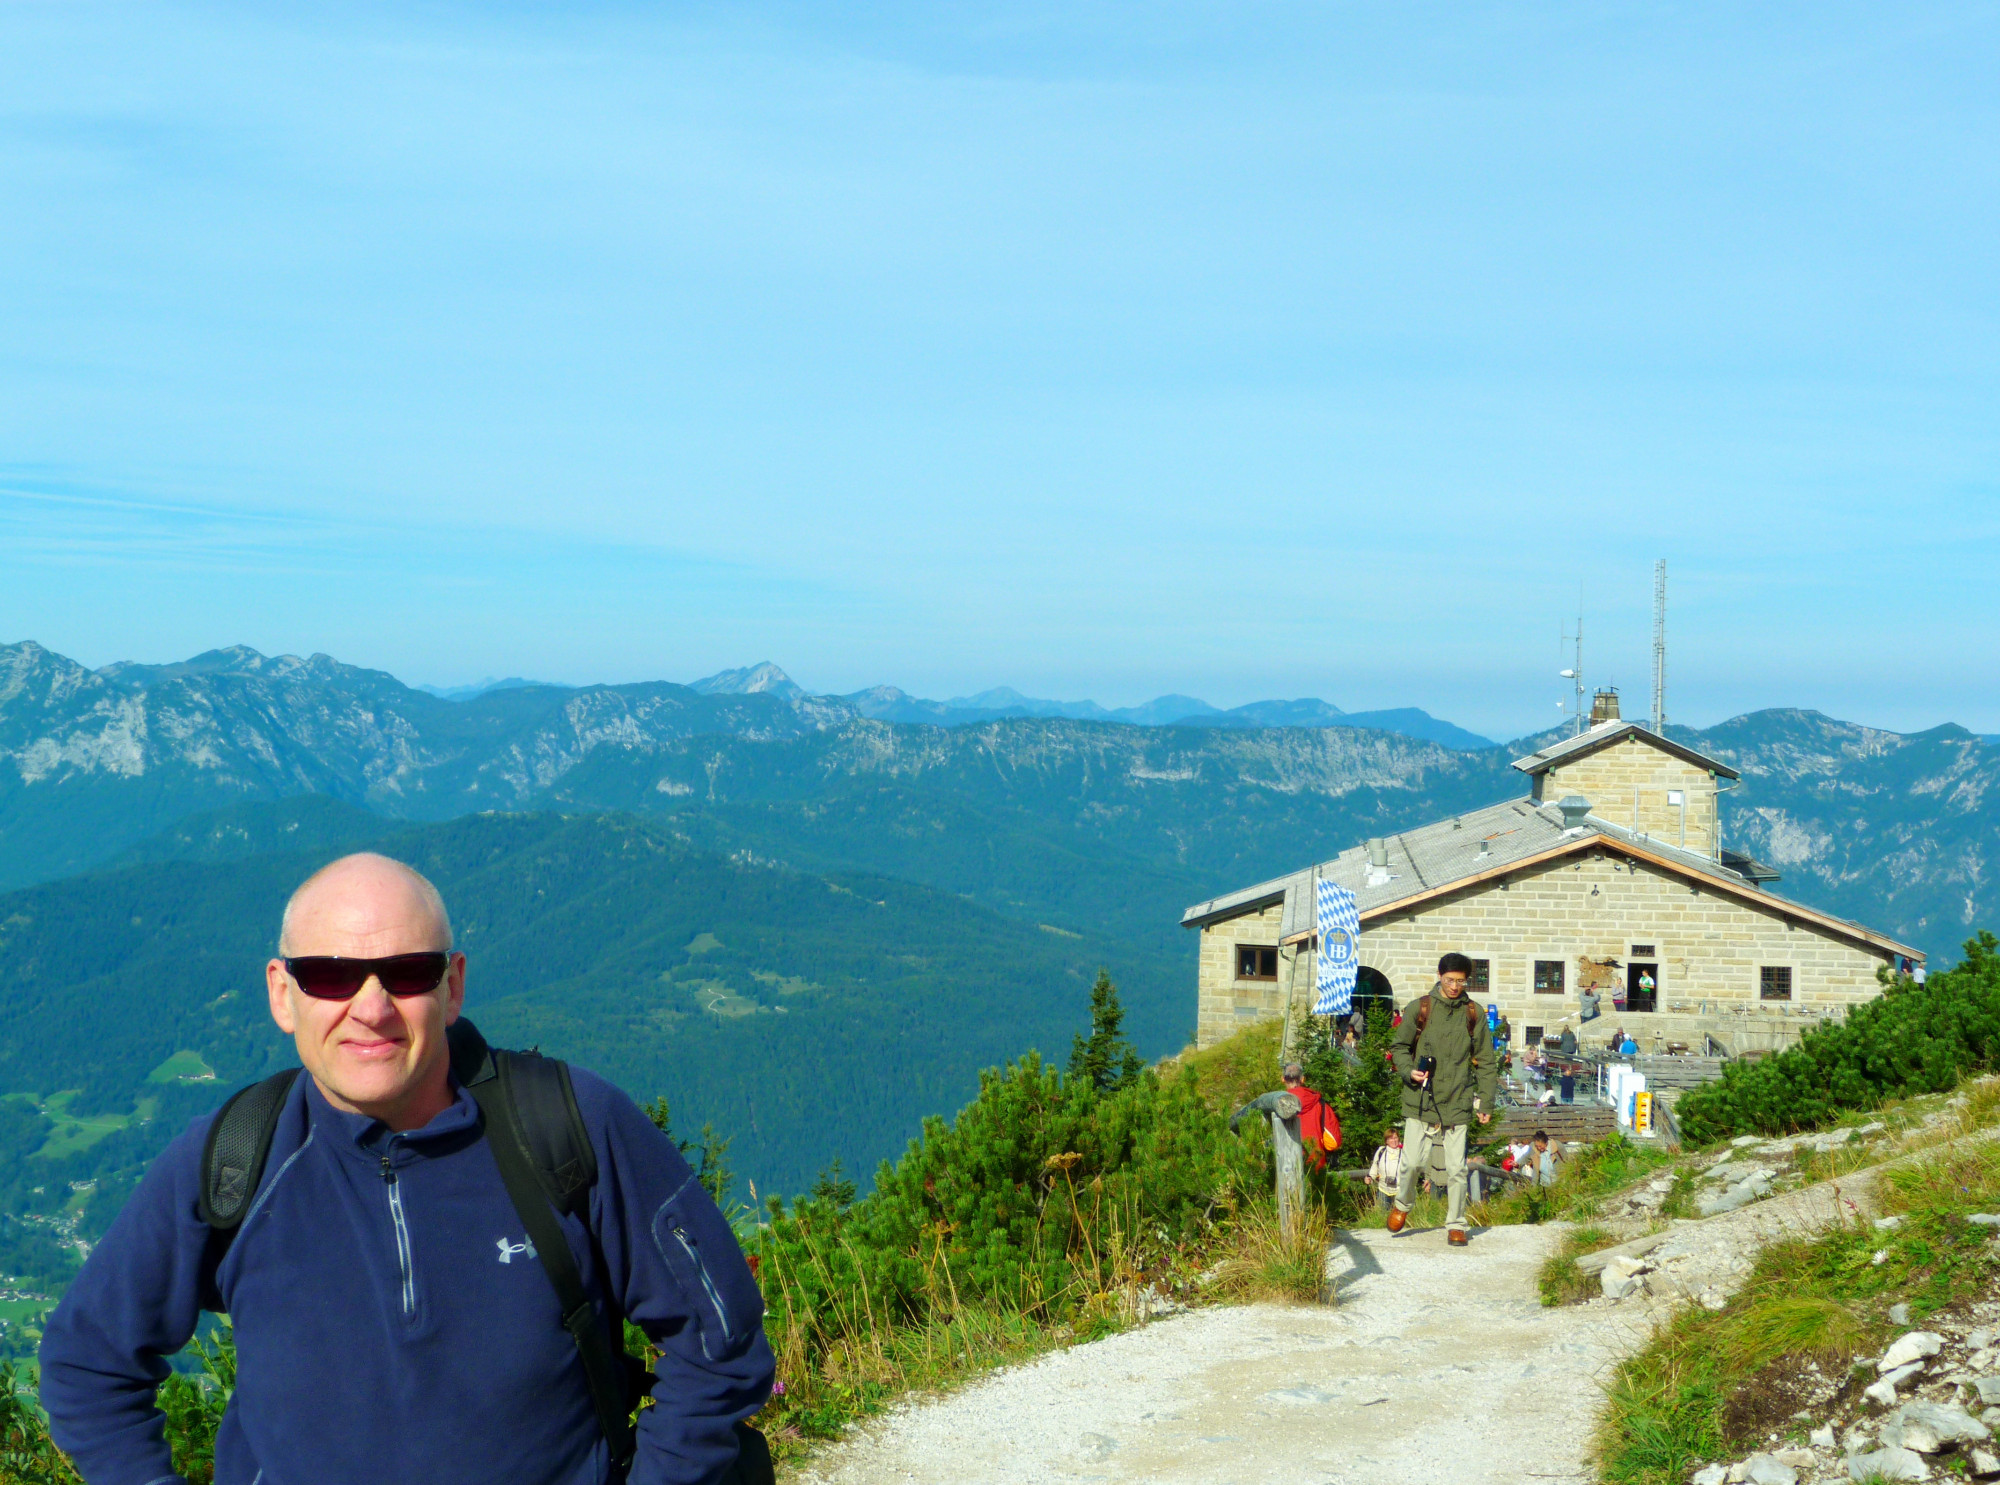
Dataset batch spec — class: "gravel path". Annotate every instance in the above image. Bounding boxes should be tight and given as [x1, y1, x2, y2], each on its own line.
[791, 1118, 1999, 1483]
[794, 1222, 1656, 1485]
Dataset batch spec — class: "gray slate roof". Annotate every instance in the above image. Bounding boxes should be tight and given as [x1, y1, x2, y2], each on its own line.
[1509, 719, 1741, 780]
[1178, 793, 1913, 956]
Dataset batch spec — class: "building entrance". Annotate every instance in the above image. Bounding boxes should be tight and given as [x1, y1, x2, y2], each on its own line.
[1627, 961, 1660, 1013]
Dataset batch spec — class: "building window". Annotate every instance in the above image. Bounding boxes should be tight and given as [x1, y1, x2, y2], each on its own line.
[1469, 958, 1491, 992]
[1237, 945, 1279, 981]
[1631, 943, 1656, 957]
[1525, 1025, 1544, 1047]
[1534, 959, 1565, 995]
[1760, 965, 1793, 1002]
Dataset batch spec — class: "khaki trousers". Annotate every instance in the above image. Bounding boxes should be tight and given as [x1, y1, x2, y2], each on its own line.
[1392, 1117, 1469, 1232]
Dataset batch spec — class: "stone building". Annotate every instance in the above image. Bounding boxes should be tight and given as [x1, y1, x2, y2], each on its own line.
[1180, 715, 1921, 1056]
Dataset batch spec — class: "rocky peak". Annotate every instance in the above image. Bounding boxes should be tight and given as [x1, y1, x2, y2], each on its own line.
[689, 662, 805, 699]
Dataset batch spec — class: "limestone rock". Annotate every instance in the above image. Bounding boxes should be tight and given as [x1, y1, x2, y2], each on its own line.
[1882, 1333, 1947, 1371]
[1868, 1366, 1927, 1409]
[1812, 1425, 1837, 1449]
[1700, 1177, 1772, 1217]
[1772, 1448, 1815, 1467]
[1878, 1217, 1909, 1232]
[1692, 1466, 1728, 1485]
[1967, 1214, 2000, 1228]
[1970, 1329, 1995, 1352]
[1889, 1303, 1911, 1324]
[1601, 1255, 1653, 1300]
[1732, 1135, 1764, 1147]
[1847, 1445, 1929, 1480]
[1740, 1454, 1797, 1485]
[1880, 1400, 1991, 1453]
[1970, 1447, 2000, 1478]
[1976, 1376, 2000, 1406]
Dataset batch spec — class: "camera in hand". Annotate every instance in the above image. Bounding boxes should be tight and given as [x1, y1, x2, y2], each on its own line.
[1416, 1055, 1436, 1077]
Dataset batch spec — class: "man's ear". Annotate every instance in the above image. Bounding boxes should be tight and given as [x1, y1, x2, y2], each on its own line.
[442, 952, 466, 1027]
[267, 958, 297, 1035]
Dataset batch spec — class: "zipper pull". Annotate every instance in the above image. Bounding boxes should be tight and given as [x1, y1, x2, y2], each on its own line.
[380, 1155, 394, 1183]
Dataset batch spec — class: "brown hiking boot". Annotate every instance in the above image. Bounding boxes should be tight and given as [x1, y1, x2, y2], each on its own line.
[1386, 1208, 1407, 1233]
[1447, 1229, 1469, 1247]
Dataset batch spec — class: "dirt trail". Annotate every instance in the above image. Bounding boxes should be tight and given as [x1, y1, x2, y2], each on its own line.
[794, 1222, 1653, 1485]
[795, 1127, 1993, 1484]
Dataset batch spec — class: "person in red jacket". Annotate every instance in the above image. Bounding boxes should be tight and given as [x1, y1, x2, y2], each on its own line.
[1230, 1063, 1339, 1169]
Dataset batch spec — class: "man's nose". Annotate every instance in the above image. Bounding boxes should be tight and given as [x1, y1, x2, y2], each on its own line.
[349, 976, 401, 1022]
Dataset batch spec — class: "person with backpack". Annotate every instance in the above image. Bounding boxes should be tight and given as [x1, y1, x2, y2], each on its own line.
[1229, 1062, 1341, 1169]
[1385, 952, 1499, 1247]
[39, 852, 774, 1485]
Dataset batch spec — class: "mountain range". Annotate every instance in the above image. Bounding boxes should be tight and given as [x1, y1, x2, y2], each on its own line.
[426, 659, 1499, 750]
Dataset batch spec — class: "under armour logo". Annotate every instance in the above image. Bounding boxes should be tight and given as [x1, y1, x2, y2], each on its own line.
[496, 1236, 538, 1264]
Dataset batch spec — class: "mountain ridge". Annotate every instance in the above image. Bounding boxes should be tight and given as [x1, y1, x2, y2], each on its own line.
[4, 641, 1996, 958]
[398, 653, 1496, 748]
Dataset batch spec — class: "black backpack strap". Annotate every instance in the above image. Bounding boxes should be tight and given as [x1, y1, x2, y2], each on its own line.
[464, 1036, 635, 1471]
[198, 1068, 302, 1230]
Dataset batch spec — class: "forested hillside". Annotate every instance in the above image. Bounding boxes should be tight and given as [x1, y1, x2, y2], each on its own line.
[0, 809, 1106, 1291]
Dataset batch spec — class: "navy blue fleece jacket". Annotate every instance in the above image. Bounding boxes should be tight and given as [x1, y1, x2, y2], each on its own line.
[39, 1068, 773, 1485]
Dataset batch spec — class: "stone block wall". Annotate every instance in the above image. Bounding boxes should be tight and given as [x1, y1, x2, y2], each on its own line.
[1531, 734, 1722, 857]
[1352, 850, 1891, 1056]
[1194, 902, 1304, 1049]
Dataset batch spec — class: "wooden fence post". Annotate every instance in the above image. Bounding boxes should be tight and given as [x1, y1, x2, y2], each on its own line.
[1269, 1091, 1303, 1234]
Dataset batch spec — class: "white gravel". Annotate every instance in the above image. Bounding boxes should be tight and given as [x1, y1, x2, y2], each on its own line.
[793, 1223, 1655, 1485]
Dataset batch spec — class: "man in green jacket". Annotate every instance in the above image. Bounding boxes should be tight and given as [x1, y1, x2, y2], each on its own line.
[1386, 952, 1499, 1246]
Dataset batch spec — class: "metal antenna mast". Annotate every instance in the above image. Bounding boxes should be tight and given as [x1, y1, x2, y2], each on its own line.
[1559, 613, 1584, 737]
[1652, 559, 1667, 734]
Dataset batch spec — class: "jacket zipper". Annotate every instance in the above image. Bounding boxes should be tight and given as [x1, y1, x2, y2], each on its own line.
[670, 1225, 733, 1343]
[381, 1153, 415, 1317]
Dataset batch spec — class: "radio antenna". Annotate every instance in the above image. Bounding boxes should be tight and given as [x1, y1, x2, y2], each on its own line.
[1559, 610, 1584, 737]
[1652, 559, 1667, 734]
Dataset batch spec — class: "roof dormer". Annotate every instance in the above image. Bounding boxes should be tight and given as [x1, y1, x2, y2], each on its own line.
[1511, 721, 1739, 860]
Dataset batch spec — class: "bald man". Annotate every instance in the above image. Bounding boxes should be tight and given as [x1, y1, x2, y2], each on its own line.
[39, 853, 773, 1485]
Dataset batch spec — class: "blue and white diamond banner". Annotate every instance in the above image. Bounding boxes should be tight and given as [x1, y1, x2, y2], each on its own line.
[1313, 878, 1361, 1016]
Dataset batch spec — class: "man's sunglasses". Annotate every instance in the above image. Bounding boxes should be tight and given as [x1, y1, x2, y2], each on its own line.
[282, 953, 452, 1000]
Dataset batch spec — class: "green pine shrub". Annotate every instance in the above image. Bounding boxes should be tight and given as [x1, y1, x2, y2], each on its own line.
[752, 974, 1263, 1448]
[1676, 933, 2000, 1145]
[756, 1050, 1259, 1367]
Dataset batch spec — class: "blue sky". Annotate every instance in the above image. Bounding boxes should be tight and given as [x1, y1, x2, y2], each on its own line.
[2, 3, 1995, 740]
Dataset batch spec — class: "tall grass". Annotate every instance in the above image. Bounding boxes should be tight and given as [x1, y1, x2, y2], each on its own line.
[1213, 1200, 1333, 1305]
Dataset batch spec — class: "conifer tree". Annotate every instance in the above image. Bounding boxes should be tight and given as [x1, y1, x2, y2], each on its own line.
[1067, 969, 1144, 1093]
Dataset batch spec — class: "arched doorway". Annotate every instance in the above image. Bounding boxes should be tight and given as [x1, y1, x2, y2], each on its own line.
[1351, 966, 1396, 1029]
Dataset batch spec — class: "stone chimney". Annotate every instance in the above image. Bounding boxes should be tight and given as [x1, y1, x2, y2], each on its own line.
[1590, 687, 1621, 725]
